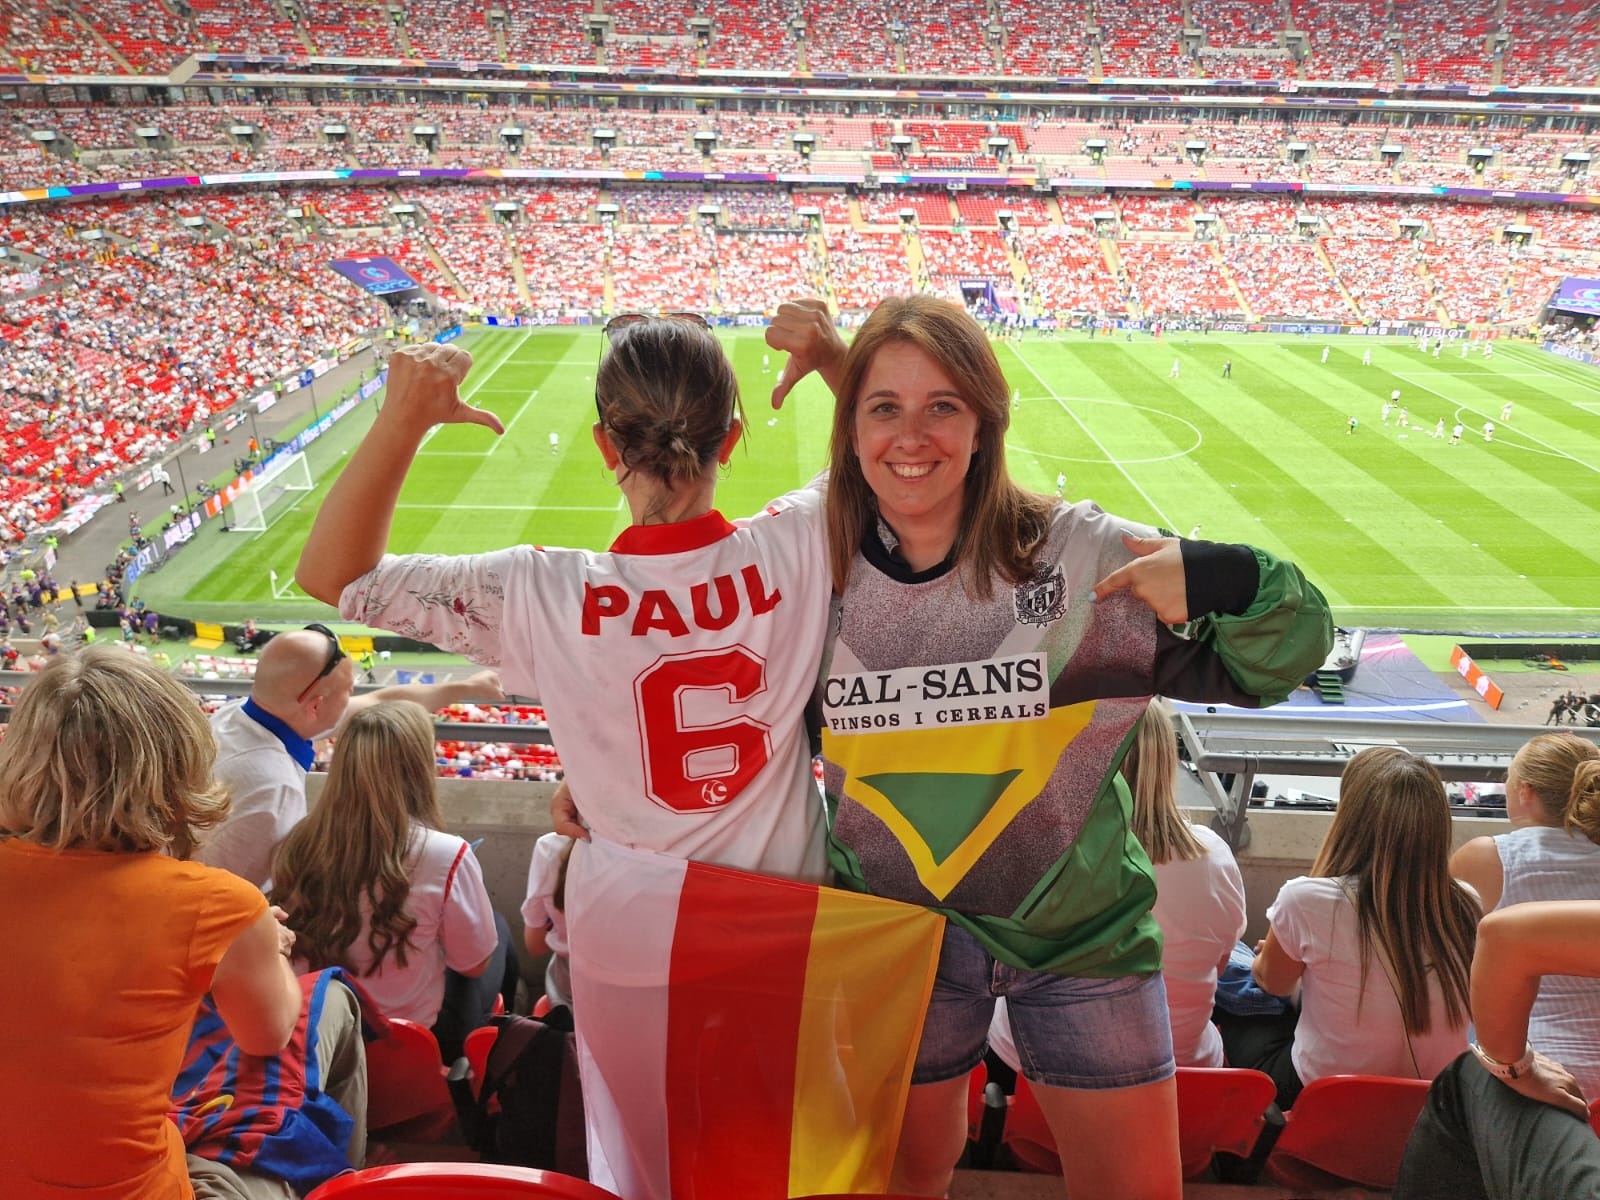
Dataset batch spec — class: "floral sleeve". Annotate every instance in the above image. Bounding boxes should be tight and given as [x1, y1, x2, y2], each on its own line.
[339, 550, 517, 665]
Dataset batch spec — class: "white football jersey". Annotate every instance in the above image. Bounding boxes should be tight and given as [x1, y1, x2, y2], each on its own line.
[342, 488, 829, 882]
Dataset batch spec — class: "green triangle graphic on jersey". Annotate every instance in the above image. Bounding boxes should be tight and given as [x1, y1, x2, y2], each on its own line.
[858, 770, 1023, 866]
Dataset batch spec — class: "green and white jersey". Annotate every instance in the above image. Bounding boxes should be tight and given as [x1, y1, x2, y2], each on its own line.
[817, 499, 1333, 979]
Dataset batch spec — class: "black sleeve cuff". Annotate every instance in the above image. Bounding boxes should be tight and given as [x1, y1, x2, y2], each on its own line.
[1181, 540, 1260, 618]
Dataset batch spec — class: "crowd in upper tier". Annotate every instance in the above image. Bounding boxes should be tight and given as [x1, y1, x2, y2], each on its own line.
[1, 0, 1597, 86]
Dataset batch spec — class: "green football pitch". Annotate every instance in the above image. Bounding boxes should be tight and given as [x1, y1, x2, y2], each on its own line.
[138, 326, 1600, 634]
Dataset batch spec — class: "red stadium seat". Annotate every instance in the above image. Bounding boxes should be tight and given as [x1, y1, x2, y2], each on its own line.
[364, 1019, 457, 1141]
[463, 1025, 497, 1104]
[1264, 1075, 1431, 1191]
[307, 1164, 619, 1199]
[1174, 1067, 1278, 1178]
[997, 1067, 1277, 1178]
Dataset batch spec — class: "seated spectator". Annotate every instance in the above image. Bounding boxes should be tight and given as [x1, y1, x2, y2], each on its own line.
[1393, 902, 1600, 1200]
[522, 822, 576, 1012]
[1450, 731, 1600, 1098]
[269, 700, 512, 1063]
[989, 697, 1246, 1072]
[0, 647, 305, 1197]
[201, 624, 501, 889]
[1221, 747, 1480, 1108]
[1124, 697, 1247, 1067]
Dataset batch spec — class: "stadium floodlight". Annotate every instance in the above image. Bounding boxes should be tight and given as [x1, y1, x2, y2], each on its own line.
[230, 452, 314, 534]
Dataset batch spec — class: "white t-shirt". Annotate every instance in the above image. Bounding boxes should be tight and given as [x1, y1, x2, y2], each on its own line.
[1153, 825, 1246, 1068]
[521, 831, 574, 1008]
[304, 824, 500, 1027]
[1268, 875, 1469, 1086]
[341, 489, 830, 882]
[202, 699, 308, 889]
[988, 825, 1245, 1071]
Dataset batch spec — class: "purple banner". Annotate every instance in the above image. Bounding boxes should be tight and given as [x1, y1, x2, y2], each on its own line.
[327, 255, 418, 296]
[1550, 276, 1600, 317]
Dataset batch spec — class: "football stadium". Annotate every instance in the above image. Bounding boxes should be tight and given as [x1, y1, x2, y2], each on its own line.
[3, 1, 1600, 1195]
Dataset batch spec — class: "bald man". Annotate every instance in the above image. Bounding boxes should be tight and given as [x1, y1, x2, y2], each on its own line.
[200, 625, 502, 888]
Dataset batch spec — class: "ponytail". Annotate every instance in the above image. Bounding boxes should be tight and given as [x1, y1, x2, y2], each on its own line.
[1565, 759, 1600, 847]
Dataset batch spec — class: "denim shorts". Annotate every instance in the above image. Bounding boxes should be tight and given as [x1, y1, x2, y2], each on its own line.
[911, 922, 1176, 1090]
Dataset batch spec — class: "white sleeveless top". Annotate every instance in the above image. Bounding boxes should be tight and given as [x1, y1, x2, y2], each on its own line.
[1495, 825, 1600, 1098]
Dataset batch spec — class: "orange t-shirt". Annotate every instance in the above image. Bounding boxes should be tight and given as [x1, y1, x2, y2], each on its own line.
[0, 839, 267, 1200]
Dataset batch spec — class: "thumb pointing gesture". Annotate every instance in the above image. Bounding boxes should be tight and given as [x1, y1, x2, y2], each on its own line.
[1092, 533, 1189, 623]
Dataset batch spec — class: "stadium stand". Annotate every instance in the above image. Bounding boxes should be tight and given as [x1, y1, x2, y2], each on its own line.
[825, 230, 916, 310]
[702, 0, 798, 72]
[996, 0, 1094, 75]
[1017, 225, 1129, 315]
[516, 225, 607, 314]
[1119, 242, 1242, 319]
[1222, 241, 1353, 321]
[610, 227, 717, 312]
[801, 0, 897, 72]
[1095, 0, 1192, 77]
[713, 230, 819, 313]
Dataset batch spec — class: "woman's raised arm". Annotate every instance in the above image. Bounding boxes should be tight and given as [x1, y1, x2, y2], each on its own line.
[296, 343, 501, 605]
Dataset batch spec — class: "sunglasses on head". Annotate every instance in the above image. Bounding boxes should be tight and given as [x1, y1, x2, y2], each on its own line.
[297, 622, 346, 703]
[596, 312, 712, 420]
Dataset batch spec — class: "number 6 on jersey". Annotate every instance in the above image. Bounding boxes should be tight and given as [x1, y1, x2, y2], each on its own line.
[634, 647, 774, 812]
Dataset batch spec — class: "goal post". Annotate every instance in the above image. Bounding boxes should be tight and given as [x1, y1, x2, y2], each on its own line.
[231, 451, 314, 533]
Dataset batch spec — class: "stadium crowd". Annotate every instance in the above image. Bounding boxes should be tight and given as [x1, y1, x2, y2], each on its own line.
[4, 308, 1600, 1200]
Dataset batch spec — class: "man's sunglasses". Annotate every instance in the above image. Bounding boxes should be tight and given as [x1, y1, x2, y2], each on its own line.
[596, 312, 711, 420]
[297, 622, 346, 703]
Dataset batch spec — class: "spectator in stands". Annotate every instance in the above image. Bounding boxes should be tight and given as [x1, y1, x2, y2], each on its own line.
[1124, 697, 1247, 1066]
[0, 647, 311, 1197]
[201, 623, 502, 888]
[522, 825, 577, 1012]
[1449, 731, 1600, 1099]
[269, 700, 511, 1063]
[1392, 901, 1600, 1200]
[296, 330, 831, 1200]
[1224, 747, 1480, 1110]
[764, 294, 1332, 1199]
[987, 696, 1247, 1075]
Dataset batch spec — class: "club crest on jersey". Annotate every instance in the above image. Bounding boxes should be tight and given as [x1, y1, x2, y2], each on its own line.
[700, 780, 731, 806]
[1014, 566, 1066, 626]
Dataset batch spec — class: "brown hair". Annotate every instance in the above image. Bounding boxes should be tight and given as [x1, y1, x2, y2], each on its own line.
[270, 701, 444, 973]
[826, 294, 1054, 596]
[1509, 731, 1600, 843]
[1124, 698, 1203, 865]
[0, 645, 227, 858]
[596, 319, 743, 511]
[1312, 747, 1478, 1036]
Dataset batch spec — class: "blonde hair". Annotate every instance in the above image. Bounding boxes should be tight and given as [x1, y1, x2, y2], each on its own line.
[1313, 747, 1478, 1036]
[270, 701, 444, 973]
[1510, 731, 1600, 843]
[0, 645, 227, 858]
[1124, 698, 1203, 865]
[826, 295, 1055, 597]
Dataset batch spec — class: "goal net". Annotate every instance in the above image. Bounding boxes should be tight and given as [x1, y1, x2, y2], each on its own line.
[231, 452, 313, 533]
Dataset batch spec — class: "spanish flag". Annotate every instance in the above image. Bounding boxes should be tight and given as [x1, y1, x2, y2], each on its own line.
[567, 838, 944, 1200]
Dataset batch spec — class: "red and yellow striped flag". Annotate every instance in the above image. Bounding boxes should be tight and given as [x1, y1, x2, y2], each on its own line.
[568, 838, 944, 1200]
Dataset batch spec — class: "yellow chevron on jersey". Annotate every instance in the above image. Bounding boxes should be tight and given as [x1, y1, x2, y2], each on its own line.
[821, 699, 1096, 900]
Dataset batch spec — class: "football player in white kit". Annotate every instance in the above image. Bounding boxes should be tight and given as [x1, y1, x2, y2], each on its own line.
[297, 324, 835, 1199]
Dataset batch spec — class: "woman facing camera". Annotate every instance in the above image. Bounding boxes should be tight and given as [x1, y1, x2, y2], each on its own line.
[770, 295, 1334, 1199]
[270, 700, 508, 1062]
[1450, 730, 1600, 1098]
[1229, 747, 1481, 1109]
[0, 647, 303, 1200]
